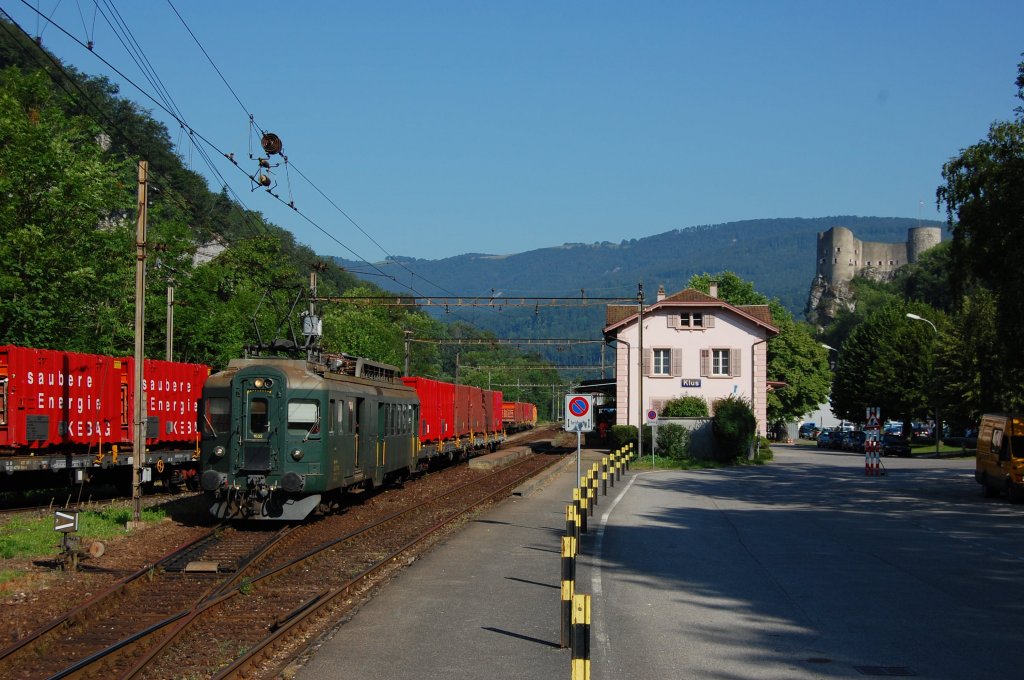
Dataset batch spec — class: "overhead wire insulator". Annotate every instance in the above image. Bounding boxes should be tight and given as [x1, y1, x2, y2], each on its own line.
[261, 133, 283, 155]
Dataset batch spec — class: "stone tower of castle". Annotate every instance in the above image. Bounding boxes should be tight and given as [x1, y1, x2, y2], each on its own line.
[806, 225, 942, 326]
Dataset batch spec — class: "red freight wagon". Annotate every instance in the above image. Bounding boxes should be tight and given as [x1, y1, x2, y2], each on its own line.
[0, 345, 125, 451]
[501, 401, 537, 432]
[453, 384, 474, 438]
[402, 376, 443, 444]
[121, 358, 210, 444]
[488, 390, 504, 434]
[0, 345, 211, 492]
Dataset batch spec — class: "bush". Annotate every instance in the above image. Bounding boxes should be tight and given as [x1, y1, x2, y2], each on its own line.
[609, 425, 636, 451]
[711, 395, 757, 463]
[661, 396, 709, 418]
[656, 423, 691, 460]
[608, 424, 653, 453]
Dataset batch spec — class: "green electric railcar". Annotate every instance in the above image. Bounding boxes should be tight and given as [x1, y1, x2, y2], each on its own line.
[199, 354, 418, 520]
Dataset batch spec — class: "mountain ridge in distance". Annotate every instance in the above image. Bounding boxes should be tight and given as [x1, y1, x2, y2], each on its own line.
[335, 216, 945, 320]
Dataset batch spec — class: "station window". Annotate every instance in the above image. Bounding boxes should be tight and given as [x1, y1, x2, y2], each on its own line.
[653, 348, 671, 376]
[680, 312, 703, 328]
[701, 348, 741, 378]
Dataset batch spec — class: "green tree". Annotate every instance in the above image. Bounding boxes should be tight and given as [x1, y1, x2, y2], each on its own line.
[891, 241, 955, 313]
[938, 57, 1024, 403]
[935, 290, 1006, 424]
[0, 67, 133, 352]
[830, 301, 942, 429]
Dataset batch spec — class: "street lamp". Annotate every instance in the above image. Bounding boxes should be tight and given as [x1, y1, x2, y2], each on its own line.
[906, 313, 940, 456]
[819, 344, 838, 428]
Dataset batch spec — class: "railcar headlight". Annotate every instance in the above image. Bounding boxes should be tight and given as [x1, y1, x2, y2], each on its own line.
[254, 378, 265, 388]
[291, 448, 304, 461]
[213, 445, 226, 458]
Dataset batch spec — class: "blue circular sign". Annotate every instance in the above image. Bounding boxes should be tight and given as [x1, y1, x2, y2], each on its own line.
[568, 396, 590, 417]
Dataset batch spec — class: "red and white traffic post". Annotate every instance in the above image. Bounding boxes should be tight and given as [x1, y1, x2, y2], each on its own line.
[865, 406, 881, 476]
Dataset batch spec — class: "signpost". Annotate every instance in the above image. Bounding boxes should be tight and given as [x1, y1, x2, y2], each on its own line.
[565, 394, 594, 494]
[54, 509, 78, 533]
[646, 409, 658, 467]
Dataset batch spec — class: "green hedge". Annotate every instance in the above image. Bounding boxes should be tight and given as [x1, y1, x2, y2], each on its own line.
[711, 395, 756, 463]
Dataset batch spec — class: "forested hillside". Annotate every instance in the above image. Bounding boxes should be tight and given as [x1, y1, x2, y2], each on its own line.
[0, 17, 564, 414]
[336, 216, 946, 348]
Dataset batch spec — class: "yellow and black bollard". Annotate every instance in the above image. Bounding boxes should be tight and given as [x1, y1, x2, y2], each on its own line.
[560, 535, 576, 648]
[571, 593, 591, 679]
[566, 503, 577, 541]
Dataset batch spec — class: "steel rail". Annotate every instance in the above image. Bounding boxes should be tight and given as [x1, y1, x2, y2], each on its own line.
[215, 454, 561, 679]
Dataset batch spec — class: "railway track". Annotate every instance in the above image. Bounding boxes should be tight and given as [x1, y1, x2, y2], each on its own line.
[0, 525, 290, 679]
[139, 452, 563, 680]
[0, 437, 563, 680]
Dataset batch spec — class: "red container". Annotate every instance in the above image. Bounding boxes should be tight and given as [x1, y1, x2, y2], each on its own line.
[402, 377, 442, 444]
[488, 390, 504, 434]
[0, 346, 127, 450]
[437, 380, 455, 440]
[120, 358, 210, 444]
[453, 384, 473, 438]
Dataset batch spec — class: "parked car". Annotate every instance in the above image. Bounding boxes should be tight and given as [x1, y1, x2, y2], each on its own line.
[816, 429, 835, 448]
[844, 431, 867, 453]
[880, 433, 912, 458]
[799, 422, 818, 439]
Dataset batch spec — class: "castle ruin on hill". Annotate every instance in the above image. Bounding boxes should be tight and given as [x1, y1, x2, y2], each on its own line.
[805, 225, 942, 327]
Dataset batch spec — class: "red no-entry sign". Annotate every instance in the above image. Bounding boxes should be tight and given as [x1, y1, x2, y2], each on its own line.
[564, 394, 594, 432]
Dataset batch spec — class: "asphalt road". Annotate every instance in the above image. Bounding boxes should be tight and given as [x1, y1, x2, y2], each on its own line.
[586, 445, 1024, 679]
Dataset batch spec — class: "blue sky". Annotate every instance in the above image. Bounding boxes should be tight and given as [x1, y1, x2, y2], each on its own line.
[3, 1, 1022, 262]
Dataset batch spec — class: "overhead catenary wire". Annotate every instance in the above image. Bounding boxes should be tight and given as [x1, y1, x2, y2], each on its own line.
[7, 3, 407, 290]
[6, 3, 574, 357]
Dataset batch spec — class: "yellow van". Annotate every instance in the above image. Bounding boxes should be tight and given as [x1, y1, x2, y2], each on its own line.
[976, 414, 1024, 502]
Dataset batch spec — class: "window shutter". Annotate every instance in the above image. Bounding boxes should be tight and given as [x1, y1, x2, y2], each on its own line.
[700, 349, 710, 377]
[671, 348, 682, 377]
[730, 348, 742, 377]
[643, 349, 652, 377]
[667, 314, 678, 329]
[704, 313, 715, 328]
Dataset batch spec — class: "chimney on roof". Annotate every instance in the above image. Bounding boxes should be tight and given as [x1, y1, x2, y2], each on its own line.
[656, 284, 666, 301]
[708, 280, 719, 298]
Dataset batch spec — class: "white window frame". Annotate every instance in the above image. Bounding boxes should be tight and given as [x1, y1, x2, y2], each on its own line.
[653, 348, 671, 376]
[700, 348, 742, 378]
[711, 348, 730, 376]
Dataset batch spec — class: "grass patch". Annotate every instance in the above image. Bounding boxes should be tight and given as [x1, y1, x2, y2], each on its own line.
[0, 505, 166, 560]
[0, 568, 26, 585]
[632, 455, 723, 470]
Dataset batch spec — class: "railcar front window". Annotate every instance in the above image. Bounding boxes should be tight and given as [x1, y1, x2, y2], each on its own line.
[249, 397, 270, 436]
[288, 399, 320, 438]
[203, 397, 230, 436]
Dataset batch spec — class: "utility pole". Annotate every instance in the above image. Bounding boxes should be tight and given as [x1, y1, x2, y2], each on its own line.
[131, 160, 148, 527]
[165, 285, 174, 361]
[404, 330, 412, 377]
[637, 281, 644, 460]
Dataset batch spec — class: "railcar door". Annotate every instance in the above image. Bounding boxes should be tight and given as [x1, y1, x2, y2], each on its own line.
[240, 379, 278, 473]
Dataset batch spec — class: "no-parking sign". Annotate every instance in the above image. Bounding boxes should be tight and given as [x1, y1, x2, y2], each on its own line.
[564, 394, 594, 432]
